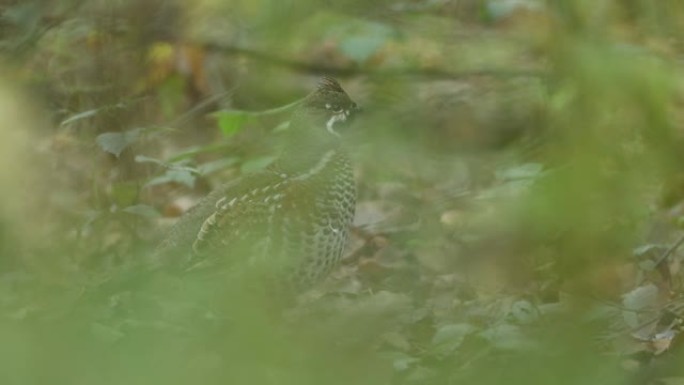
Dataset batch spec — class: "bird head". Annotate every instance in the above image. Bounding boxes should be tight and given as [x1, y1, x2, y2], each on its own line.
[293, 77, 360, 137]
[273, 77, 358, 176]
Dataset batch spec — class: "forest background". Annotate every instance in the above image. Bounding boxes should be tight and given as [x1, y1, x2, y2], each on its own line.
[1, 1, 684, 384]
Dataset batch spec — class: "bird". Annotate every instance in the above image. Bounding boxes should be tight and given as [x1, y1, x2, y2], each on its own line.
[154, 77, 359, 288]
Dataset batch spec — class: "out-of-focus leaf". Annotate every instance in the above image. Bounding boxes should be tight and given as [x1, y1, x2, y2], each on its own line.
[510, 300, 539, 324]
[158, 75, 185, 119]
[2, 3, 41, 29]
[622, 284, 659, 328]
[196, 157, 239, 175]
[166, 143, 233, 162]
[61, 102, 136, 127]
[382, 331, 412, 351]
[60, 109, 98, 126]
[273, 120, 290, 132]
[134, 154, 168, 167]
[212, 101, 300, 137]
[96, 129, 141, 158]
[430, 323, 477, 357]
[240, 155, 277, 174]
[110, 181, 138, 207]
[122, 204, 160, 219]
[650, 328, 678, 355]
[633, 244, 667, 259]
[495, 163, 544, 180]
[477, 163, 545, 200]
[145, 168, 196, 189]
[386, 352, 420, 372]
[677, 216, 684, 228]
[405, 366, 438, 384]
[216, 110, 252, 137]
[479, 323, 533, 351]
[637, 259, 656, 271]
[137, 156, 199, 188]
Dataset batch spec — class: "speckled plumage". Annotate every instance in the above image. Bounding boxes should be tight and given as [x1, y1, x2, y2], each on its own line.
[155, 77, 358, 287]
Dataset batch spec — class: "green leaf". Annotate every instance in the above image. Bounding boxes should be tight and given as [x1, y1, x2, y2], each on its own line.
[158, 75, 185, 119]
[134, 154, 168, 167]
[96, 129, 141, 158]
[430, 323, 476, 357]
[60, 109, 98, 127]
[479, 324, 532, 351]
[216, 110, 252, 137]
[145, 168, 196, 189]
[272, 120, 290, 132]
[110, 181, 139, 207]
[385, 352, 420, 372]
[137, 155, 197, 175]
[637, 259, 656, 271]
[212, 100, 301, 137]
[196, 157, 239, 176]
[495, 163, 544, 181]
[240, 155, 277, 174]
[510, 300, 539, 324]
[122, 204, 160, 219]
[622, 284, 658, 328]
[61, 102, 138, 127]
[166, 143, 233, 162]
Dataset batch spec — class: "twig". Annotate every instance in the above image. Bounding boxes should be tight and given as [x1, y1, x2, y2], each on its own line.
[204, 42, 546, 81]
[170, 89, 235, 127]
[653, 233, 684, 267]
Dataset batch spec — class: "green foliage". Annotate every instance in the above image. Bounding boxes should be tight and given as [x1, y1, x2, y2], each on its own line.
[217, 110, 252, 137]
[96, 129, 141, 158]
[3, 0, 684, 384]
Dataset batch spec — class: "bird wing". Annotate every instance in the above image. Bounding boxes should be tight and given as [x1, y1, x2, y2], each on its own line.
[153, 170, 286, 266]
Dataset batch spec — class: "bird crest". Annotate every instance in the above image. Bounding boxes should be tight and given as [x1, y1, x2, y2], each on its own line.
[317, 76, 345, 93]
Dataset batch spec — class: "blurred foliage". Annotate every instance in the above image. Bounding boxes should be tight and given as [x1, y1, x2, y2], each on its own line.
[3, 0, 684, 384]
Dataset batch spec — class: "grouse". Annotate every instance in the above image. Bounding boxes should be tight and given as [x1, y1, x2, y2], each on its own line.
[155, 77, 359, 287]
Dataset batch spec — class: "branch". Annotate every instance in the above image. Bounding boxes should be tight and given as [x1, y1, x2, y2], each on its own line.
[654, 233, 684, 267]
[204, 42, 546, 81]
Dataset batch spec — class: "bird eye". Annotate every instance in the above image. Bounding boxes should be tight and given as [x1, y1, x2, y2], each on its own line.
[325, 103, 344, 113]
